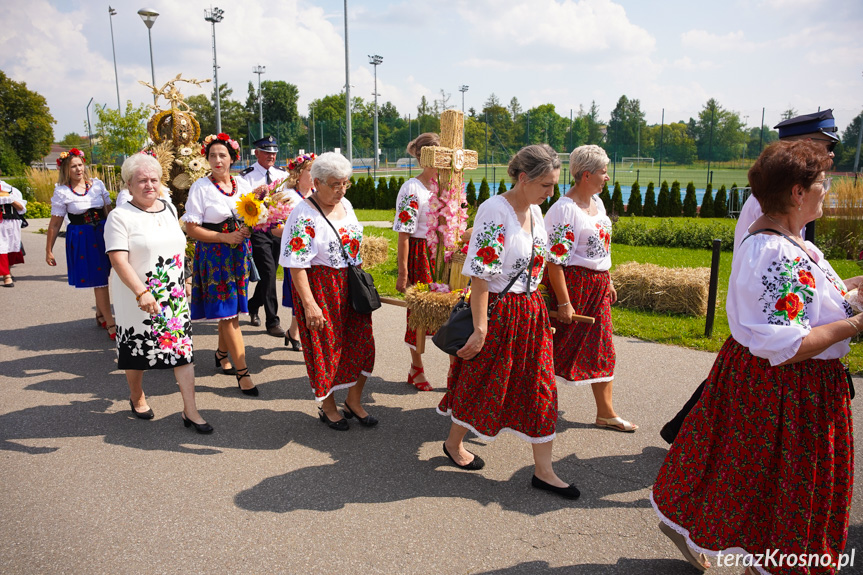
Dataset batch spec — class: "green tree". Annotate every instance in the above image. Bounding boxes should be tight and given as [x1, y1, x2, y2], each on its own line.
[606, 95, 645, 158]
[714, 184, 728, 218]
[388, 176, 399, 209]
[482, 93, 514, 161]
[0, 71, 55, 173]
[627, 181, 642, 216]
[498, 178, 507, 195]
[656, 180, 669, 217]
[747, 125, 778, 158]
[93, 100, 150, 162]
[59, 133, 85, 147]
[466, 179, 477, 206]
[543, 183, 561, 214]
[478, 178, 490, 205]
[375, 177, 389, 209]
[643, 181, 656, 217]
[585, 101, 604, 146]
[700, 183, 714, 218]
[835, 111, 862, 171]
[611, 181, 624, 217]
[659, 122, 697, 164]
[692, 99, 747, 162]
[670, 180, 682, 216]
[599, 181, 612, 213]
[683, 181, 698, 217]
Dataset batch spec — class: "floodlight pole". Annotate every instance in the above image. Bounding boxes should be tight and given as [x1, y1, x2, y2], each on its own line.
[459, 85, 468, 143]
[253, 65, 265, 139]
[369, 54, 382, 175]
[137, 9, 159, 105]
[108, 7, 121, 112]
[344, 0, 352, 161]
[204, 7, 224, 133]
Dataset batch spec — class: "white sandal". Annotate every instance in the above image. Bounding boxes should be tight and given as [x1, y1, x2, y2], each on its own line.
[658, 522, 710, 572]
[595, 415, 638, 432]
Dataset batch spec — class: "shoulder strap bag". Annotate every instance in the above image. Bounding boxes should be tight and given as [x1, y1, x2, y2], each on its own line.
[308, 197, 381, 314]
[433, 210, 536, 358]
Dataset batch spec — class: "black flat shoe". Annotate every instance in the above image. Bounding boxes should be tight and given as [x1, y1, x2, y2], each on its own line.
[182, 412, 214, 434]
[235, 367, 259, 397]
[531, 475, 580, 500]
[214, 349, 236, 375]
[284, 335, 302, 351]
[342, 403, 378, 427]
[249, 312, 261, 327]
[442, 443, 484, 470]
[129, 399, 154, 420]
[318, 407, 349, 431]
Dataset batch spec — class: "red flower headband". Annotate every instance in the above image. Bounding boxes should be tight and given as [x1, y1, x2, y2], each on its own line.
[201, 133, 240, 158]
[57, 148, 86, 167]
[139, 149, 157, 158]
[287, 153, 316, 172]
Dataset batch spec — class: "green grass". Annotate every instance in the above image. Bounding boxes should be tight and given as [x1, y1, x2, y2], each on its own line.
[617, 216, 737, 230]
[354, 209, 396, 222]
[363, 227, 401, 298]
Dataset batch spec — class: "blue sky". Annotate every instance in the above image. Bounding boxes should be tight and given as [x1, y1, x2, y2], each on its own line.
[3, 0, 861, 142]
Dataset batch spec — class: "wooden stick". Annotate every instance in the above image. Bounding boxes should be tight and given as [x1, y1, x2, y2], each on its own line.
[416, 326, 426, 354]
[380, 297, 407, 308]
[548, 310, 595, 324]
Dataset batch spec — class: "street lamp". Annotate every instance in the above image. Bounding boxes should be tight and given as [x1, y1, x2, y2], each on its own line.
[368, 54, 382, 175]
[204, 7, 224, 133]
[86, 97, 95, 162]
[343, 0, 352, 161]
[459, 85, 469, 143]
[253, 65, 265, 139]
[108, 6, 121, 112]
[137, 8, 159, 105]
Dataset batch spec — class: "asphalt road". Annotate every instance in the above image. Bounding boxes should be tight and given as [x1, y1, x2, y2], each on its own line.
[1, 220, 860, 574]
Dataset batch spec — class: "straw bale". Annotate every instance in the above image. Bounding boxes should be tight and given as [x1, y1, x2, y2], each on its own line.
[611, 262, 710, 317]
[405, 287, 463, 332]
[360, 235, 389, 270]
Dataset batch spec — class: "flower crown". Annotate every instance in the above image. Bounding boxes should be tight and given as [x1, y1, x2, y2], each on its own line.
[139, 149, 157, 158]
[201, 133, 240, 158]
[287, 152, 316, 172]
[57, 148, 86, 167]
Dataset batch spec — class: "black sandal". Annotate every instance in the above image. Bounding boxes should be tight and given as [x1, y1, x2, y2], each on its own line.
[235, 367, 258, 396]
[214, 349, 236, 375]
[318, 407, 349, 431]
[342, 403, 378, 427]
[284, 334, 302, 351]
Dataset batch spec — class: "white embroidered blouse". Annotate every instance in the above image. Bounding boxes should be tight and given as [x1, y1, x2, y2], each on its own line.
[727, 233, 853, 366]
[463, 195, 546, 294]
[544, 195, 612, 271]
[50, 179, 111, 217]
[181, 176, 252, 225]
[392, 177, 431, 238]
[279, 198, 364, 269]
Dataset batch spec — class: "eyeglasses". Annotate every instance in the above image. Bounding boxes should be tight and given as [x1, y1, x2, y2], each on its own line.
[811, 137, 838, 153]
[817, 177, 832, 192]
[323, 180, 352, 191]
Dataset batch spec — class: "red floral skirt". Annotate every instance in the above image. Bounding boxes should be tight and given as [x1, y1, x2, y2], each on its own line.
[292, 266, 375, 401]
[652, 337, 853, 574]
[547, 265, 614, 385]
[0, 250, 23, 275]
[405, 237, 436, 348]
[437, 290, 557, 443]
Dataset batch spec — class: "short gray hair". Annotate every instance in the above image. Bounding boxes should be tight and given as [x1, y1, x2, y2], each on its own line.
[121, 153, 162, 185]
[310, 152, 352, 183]
[507, 144, 561, 184]
[569, 145, 609, 183]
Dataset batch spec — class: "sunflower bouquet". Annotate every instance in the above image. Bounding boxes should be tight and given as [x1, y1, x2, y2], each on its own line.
[236, 178, 295, 233]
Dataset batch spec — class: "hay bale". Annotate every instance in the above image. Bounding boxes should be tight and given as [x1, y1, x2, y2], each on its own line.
[611, 262, 710, 317]
[405, 287, 463, 332]
[361, 235, 389, 269]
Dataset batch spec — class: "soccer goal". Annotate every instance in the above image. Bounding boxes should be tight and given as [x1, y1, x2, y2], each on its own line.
[620, 157, 654, 171]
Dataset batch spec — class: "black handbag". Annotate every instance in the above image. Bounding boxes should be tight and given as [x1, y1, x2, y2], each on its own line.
[433, 211, 536, 357]
[309, 198, 381, 314]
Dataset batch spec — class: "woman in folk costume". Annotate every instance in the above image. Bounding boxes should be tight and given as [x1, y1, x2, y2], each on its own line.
[273, 152, 316, 352]
[544, 145, 636, 432]
[652, 140, 858, 574]
[437, 144, 579, 500]
[280, 152, 376, 431]
[0, 177, 26, 287]
[182, 133, 258, 396]
[393, 132, 440, 391]
[45, 149, 116, 339]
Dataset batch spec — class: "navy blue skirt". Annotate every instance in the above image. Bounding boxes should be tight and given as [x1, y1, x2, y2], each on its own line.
[282, 266, 297, 316]
[66, 222, 111, 288]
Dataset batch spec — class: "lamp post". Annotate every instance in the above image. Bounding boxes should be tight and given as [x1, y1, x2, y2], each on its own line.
[204, 7, 224, 133]
[108, 6, 121, 112]
[459, 84, 468, 143]
[368, 54, 382, 175]
[137, 8, 159, 105]
[86, 97, 95, 162]
[253, 65, 265, 139]
[343, 0, 352, 162]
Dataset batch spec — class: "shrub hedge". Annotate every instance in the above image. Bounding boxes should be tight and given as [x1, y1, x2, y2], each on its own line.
[612, 218, 735, 251]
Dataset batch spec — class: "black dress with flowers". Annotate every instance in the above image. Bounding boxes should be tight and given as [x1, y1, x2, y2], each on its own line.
[104, 201, 193, 370]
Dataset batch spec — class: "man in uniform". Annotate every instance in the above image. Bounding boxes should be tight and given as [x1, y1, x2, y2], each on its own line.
[660, 109, 840, 445]
[240, 135, 287, 337]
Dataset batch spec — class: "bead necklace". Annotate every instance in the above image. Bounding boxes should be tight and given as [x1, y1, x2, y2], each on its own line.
[210, 176, 237, 197]
[70, 180, 91, 197]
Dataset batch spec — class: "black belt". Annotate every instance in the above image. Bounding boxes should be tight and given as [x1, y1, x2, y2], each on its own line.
[67, 208, 106, 227]
[0, 205, 22, 220]
[201, 218, 239, 233]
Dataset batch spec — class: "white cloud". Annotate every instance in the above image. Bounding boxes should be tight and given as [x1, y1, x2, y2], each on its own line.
[680, 29, 761, 52]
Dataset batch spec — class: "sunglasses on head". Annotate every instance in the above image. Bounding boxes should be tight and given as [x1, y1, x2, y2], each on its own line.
[811, 137, 838, 153]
